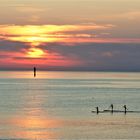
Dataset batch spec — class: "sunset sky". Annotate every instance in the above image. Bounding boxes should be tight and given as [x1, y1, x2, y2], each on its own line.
[0, 0, 140, 71]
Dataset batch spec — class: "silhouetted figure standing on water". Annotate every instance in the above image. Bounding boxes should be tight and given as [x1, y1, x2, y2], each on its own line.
[110, 104, 114, 113]
[34, 67, 36, 77]
[123, 105, 128, 114]
[96, 107, 99, 114]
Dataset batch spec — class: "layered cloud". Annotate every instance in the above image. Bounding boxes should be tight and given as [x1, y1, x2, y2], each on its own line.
[1, 24, 140, 47]
[0, 40, 140, 71]
[0, 24, 140, 71]
[0, 24, 115, 46]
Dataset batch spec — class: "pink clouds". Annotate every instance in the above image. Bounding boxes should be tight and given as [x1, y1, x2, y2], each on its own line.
[0, 24, 140, 71]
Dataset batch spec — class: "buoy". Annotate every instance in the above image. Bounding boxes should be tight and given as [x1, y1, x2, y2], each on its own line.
[34, 67, 36, 77]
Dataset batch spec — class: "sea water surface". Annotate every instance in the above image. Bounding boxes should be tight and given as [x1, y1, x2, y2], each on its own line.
[0, 71, 140, 139]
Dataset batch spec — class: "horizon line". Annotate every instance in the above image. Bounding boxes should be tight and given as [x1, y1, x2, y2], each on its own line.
[0, 69, 140, 72]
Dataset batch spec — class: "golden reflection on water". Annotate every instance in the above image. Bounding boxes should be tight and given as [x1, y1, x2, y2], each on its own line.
[1, 114, 140, 139]
[0, 115, 60, 139]
[9, 116, 60, 139]
[17, 91, 59, 139]
[11, 116, 60, 129]
[3, 85, 61, 139]
[0, 71, 140, 139]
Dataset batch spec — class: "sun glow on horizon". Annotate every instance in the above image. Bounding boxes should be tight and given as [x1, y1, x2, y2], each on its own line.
[27, 48, 45, 58]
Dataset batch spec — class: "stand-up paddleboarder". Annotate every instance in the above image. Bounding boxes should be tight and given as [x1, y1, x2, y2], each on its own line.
[123, 105, 128, 114]
[96, 107, 99, 114]
[110, 104, 114, 113]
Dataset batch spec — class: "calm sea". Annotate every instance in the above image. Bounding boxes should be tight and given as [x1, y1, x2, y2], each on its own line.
[0, 71, 140, 139]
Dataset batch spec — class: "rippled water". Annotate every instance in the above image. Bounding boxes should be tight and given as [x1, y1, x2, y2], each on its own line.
[0, 71, 140, 139]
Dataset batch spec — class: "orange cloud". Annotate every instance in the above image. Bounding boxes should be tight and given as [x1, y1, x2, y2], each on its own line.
[0, 24, 114, 46]
[0, 24, 140, 70]
[26, 48, 46, 58]
[0, 24, 140, 48]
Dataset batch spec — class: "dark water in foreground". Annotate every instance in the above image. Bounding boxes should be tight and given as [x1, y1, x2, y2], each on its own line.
[0, 71, 140, 139]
